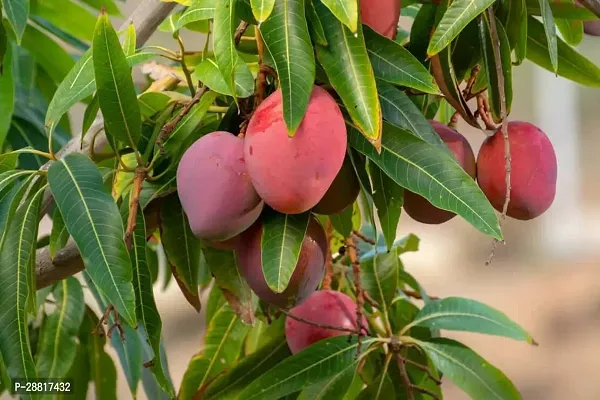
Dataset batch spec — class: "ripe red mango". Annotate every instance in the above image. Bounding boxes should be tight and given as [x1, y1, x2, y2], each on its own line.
[476, 121, 557, 220]
[176, 131, 264, 241]
[403, 120, 476, 224]
[236, 216, 327, 310]
[584, 20, 600, 36]
[244, 86, 347, 214]
[360, 0, 401, 39]
[313, 156, 360, 215]
[285, 290, 368, 354]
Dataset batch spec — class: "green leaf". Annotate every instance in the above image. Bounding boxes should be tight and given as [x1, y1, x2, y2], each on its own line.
[162, 91, 219, 159]
[427, 0, 495, 57]
[160, 195, 201, 311]
[80, 0, 121, 14]
[110, 324, 142, 397]
[205, 339, 292, 400]
[21, 24, 75, 85]
[404, 297, 536, 343]
[126, 205, 175, 397]
[93, 12, 142, 150]
[36, 277, 85, 380]
[376, 80, 445, 150]
[48, 153, 137, 326]
[409, 4, 437, 63]
[306, 0, 328, 45]
[363, 26, 438, 94]
[176, 0, 216, 30]
[348, 122, 502, 239]
[0, 153, 17, 174]
[260, 0, 316, 134]
[83, 310, 117, 400]
[261, 209, 310, 293]
[81, 93, 100, 136]
[320, 0, 358, 32]
[138, 91, 171, 119]
[538, 0, 558, 72]
[478, 14, 513, 122]
[329, 203, 354, 238]
[195, 57, 254, 98]
[214, 0, 255, 98]
[0, 183, 43, 383]
[526, 0, 598, 19]
[179, 303, 249, 400]
[413, 338, 522, 400]
[555, 18, 583, 47]
[0, 172, 35, 252]
[526, 16, 600, 86]
[57, 342, 89, 400]
[369, 164, 403, 251]
[238, 336, 377, 400]
[315, 1, 381, 149]
[347, 149, 377, 229]
[123, 23, 136, 56]
[203, 247, 256, 325]
[0, 43, 14, 149]
[49, 207, 69, 258]
[251, 0, 275, 22]
[498, 0, 527, 64]
[139, 176, 177, 209]
[297, 363, 357, 400]
[30, 0, 96, 42]
[361, 247, 399, 314]
[2, 0, 29, 43]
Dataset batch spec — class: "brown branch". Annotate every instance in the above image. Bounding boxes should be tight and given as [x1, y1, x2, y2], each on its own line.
[278, 308, 362, 335]
[156, 85, 209, 150]
[396, 355, 415, 400]
[476, 93, 500, 130]
[486, 8, 511, 266]
[410, 385, 441, 400]
[234, 21, 250, 45]
[124, 169, 147, 250]
[352, 230, 376, 245]
[578, 0, 600, 17]
[254, 28, 268, 108]
[322, 220, 334, 290]
[346, 237, 367, 355]
[398, 354, 442, 386]
[462, 64, 481, 100]
[402, 289, 439, 301]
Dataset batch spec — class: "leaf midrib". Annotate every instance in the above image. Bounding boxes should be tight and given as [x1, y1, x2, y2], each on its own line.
[60, 159, 133, 323]
[198, 314, 238, 390]
[367, 48, 434, 90]
[47, 280, 69, 377]
[406, 311, 522, 336]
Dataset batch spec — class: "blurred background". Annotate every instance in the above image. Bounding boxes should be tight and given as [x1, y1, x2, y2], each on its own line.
[16, 1, 600, 399]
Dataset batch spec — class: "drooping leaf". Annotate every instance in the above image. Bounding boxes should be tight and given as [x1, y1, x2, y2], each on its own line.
[498, 0, 527, 64]
[36, 277, 85, 380]
[526, 16, 600, 86]
[203, 247, 256, 325]
[305, 0, 328, 45]
[537, 0, 558, 72]
[110, 324, 143, 397]
[139, 176, 177, 209]
[49, 207, 69, 258]
[363, 26, 438, 94]
[93, 12, 142, 150]
[315, 0, 381, 149]
[404, 297, 536, 343]
[0, 173, 35, 252]
[479, 13, 513, 122]
[0, 183, 44, 382]
[205, 339, 291, 400]
[376, 80, 445, 150]
[414, 338, 522, 400]
[213, 0, 255, 98]
[238, 336, 377, 400]
[409, 3, 438, 63]
[427, 0, 495, 57]
[525, 0, 598, 19]
[260, 0, 316, 134]
[261, 209, 310, 293]
[555, 18, 583, 47]
[347, 148, 377, 229]
[48, 153, 137, 326]
[81, 93, 100, 138]
[58, 342, 89, 400]
[176, 0, 216, 29]
[369, 164, 403, 251]
[179, 303, 249, 400]
[348, 122, 502, 239]
[123, 23, 137, 56]
[139, 331, 174, 400]
[125, 204, 175, 397]
[0, 44, 14, 149]
[329, 202, 354, 238]
[160, 195, 201, 311]
[30, 0, 96, 42]
[3, 0, 29, 43]
[251, 0, 275, 22]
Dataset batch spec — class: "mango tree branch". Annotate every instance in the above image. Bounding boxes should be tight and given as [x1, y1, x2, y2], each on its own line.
[35, 0, 176, 289]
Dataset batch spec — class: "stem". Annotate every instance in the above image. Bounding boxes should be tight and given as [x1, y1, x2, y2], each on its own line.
[401, 289, 439, 301]
[176, 34, 196, 97]
[47, 127, 57, 161]
[346, 236, 368, 355]
[124, 169, 147, 250]
[254, 28, 268, 107]
[352, 230, 376, 245]
[322, 220, 334, 290]
[278, 308, 364, 335]
[142, 102, 176, 163]
[207, 105, 230, 113]
[18, 149, 56, 161]
[140, 45, 179, 58]
[396, 354, 415, 400]
[202, 21, 211, 61]
[486, 8, 511, 266]
[234, 21, 249, 46]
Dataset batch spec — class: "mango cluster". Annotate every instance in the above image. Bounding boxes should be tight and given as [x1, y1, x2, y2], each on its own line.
[404, 120, 558, 224]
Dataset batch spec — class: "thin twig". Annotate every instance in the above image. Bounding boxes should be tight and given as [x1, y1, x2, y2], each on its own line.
[346, 237, 368, 356]
[156, 85, 209, 151]
[462, 64, 481, 99]
[402, 289, 439, 301]
[322, 220, 334, 290]
[352, 230, 376, 245]
[234, 21, 250, 45]
[278, 308, 362, 335]
[448, 111, 459, 129]
[486, 8, 511, 266]
[176, 34, 196, 97]
[396, 354, 415, 400]
[476, 93, 500, 130]
[410, 385, 441, 400]
[398, 355, 442, 385]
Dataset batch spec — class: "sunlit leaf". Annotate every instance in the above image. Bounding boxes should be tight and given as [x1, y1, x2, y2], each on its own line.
[30, 0, 96, 42]
[251, 0, 275, 22]
[194, 57, 254, 98]
[176, 0, 216, 30]
[320, 0, 358, 32]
